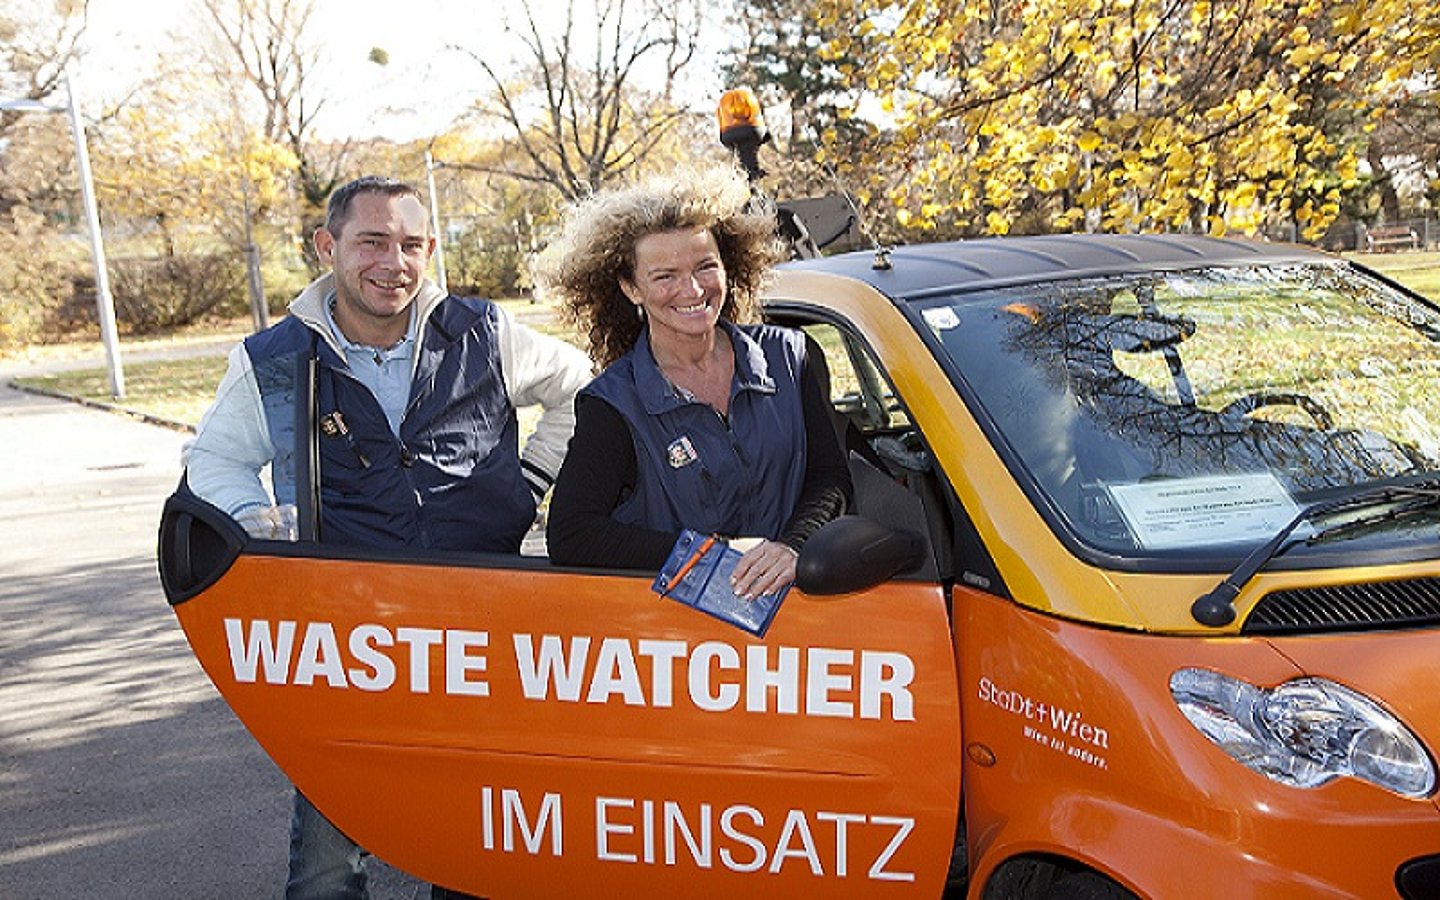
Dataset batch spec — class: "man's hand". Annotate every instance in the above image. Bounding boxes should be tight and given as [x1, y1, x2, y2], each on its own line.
[729, 538, 798, 600]
[234, 504, 299, 541]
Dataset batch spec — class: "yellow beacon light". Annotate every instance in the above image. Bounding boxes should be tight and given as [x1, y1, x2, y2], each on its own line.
[717, 87, 765, 135]
[717, 87, 770, 181]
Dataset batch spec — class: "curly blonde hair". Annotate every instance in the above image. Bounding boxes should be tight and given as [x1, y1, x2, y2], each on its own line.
[533, 165, 789, 369]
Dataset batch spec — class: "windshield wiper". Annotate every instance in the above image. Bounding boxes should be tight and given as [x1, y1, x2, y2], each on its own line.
[1191, 480, 1440, 627]
[1305, 494, 1440, 545]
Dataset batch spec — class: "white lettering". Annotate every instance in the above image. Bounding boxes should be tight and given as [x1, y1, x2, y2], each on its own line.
[636, 639, 687, 707]
[294, 622, 346, 687]
[664, 801, 712, 868]
[642, 799, 655, 864]
[746, 645, 800, 714]
[860, 651, 915, 721]
[868, 816, 916, 882]
[768, 809, 822, 874]
[481, 786, 495, 850]
[816, 811, 865, 877]
[587, 797, 917, 881]
[514, 634, 590, 701]
[980, 676, 1111, 751]
[221, 620, 921, 723]
[1050, 706, 1076, 733]
[503, 788, 562, 856]
[718, 805, 766, 872]
[224, 618, 295, 684]
[347, 624, 395, 691]
[395, 627, 442, 693]
[690, 642, 741, 712]
[587, 638, 644, 705]
[445, 630, 489, 697]
[596, 796, 636, 862]
[601, 798, 769, 872]
[806, 648, 853, 717]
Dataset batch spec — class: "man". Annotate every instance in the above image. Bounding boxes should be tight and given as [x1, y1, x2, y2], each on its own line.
[184, 175, 591, 898]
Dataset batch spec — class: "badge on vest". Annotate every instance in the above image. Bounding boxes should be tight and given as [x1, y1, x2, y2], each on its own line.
[319, 410, 372, 469]
[667, 435, 699, 469]
[319, 411, 348, 438]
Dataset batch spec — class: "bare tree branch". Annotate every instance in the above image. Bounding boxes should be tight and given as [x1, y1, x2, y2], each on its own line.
[201, 0, 344, 211]
[0, 0, 90, 132]
[455, 0, 701, 201]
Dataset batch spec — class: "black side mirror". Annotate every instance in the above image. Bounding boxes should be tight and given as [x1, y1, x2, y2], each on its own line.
[795, 515, 927, 595]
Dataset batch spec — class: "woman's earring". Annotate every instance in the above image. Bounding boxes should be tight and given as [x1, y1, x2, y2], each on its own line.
[634, 303, 645, 320]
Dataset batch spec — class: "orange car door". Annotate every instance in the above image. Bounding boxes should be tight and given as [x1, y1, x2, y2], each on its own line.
[160, 492, 962, 899]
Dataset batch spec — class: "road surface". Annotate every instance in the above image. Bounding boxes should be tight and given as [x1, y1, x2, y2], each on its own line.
[0, 378, 426, 898]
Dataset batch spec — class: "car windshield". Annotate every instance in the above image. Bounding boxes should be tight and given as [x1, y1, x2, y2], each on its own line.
[922, 261, 1440, 561]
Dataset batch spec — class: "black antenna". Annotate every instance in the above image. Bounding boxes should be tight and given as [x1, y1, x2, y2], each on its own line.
[807, 123, 891, 270]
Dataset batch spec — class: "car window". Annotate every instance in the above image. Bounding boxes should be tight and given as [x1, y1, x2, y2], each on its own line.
[789, 318, 975, 586]
[802, 322, 910, 435]
[922, 262, 1440, 561]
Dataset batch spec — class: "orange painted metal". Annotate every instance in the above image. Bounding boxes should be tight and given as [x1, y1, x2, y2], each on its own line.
[955, 587, 1440, 899]
[173, 554, 962, 897]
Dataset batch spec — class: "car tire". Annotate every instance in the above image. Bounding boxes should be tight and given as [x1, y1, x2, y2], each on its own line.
[1040, 871, 1136, 900]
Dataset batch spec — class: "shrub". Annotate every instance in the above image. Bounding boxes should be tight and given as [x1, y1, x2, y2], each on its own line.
[0, 208, 79, 351]
[66, 253, 250, 335]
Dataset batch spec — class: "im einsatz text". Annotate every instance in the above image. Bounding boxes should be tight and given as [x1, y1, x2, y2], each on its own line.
[475, 785, 917, 882]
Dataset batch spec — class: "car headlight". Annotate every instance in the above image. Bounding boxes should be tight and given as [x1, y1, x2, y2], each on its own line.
[1169, 668, 1435, 799]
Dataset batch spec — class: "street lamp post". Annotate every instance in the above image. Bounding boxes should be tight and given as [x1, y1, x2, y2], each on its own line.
[62, 75, 124, 399]
[1, 73, 124, 398]
[425, 150, 448, 293]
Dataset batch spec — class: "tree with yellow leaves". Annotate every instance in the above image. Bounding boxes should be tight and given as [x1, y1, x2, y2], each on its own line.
[89, 89, 299, 331]
[93, 84, 298, 255]
[817, 0, 1435, 239]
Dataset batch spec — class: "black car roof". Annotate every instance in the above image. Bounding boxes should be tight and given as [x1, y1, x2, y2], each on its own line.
[780, 233, 1331, 301]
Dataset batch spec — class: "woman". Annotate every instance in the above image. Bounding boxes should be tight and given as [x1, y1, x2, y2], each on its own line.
[539, 166, 851, 600]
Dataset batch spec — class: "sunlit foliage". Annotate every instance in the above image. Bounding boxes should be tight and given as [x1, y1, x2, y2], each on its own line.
[817, 0, 1437, 238]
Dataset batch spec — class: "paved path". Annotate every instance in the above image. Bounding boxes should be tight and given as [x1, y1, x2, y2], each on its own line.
[0, 382, 425, 898]
[0, 306, 564, 896]
[0, 334, 241, 381]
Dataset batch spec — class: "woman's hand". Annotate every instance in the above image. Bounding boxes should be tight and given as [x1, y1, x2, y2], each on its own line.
[729, 538, 799, 600]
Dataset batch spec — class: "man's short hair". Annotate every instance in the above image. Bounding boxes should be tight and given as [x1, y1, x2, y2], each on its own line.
[324, 176, 425, 236]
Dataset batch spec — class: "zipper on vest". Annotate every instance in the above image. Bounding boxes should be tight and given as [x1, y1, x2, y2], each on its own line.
[717, 406, 748, 468]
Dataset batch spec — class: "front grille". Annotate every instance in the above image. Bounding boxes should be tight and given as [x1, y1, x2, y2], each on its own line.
[1243, 577, 1440, 635]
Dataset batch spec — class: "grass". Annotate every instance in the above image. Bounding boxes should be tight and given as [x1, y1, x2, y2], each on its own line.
[1345, 249, 1440, 300]
[16, 354, 228, 427]
[6, 297, 574, 430]
[8, 253, 1439, 430]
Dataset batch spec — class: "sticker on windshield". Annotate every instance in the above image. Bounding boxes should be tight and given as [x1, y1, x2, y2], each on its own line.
[922, 307, 960, 331]
[1106, 473, 1300, 550]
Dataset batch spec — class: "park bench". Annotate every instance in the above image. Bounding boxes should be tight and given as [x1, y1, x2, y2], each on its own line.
[1365, 225, 1420, 252]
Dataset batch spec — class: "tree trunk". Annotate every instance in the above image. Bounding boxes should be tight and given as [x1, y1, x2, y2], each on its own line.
[1366, 144, 1403, 223]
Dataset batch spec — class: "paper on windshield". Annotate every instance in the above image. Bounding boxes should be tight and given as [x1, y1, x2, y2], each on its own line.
[1107, 473, 1301, 550]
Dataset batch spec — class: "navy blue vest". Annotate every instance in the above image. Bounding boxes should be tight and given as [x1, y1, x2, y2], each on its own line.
[584, 322, 808, 539]
[245, 297, 535, 552]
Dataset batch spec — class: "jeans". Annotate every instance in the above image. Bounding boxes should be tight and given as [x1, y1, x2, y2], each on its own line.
[286, 790, 368, 900]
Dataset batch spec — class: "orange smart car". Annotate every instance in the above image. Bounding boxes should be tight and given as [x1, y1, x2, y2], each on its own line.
[160, 235, 1440, 898]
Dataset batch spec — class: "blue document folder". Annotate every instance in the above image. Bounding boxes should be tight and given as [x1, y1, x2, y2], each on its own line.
[652, 529, 788, 637]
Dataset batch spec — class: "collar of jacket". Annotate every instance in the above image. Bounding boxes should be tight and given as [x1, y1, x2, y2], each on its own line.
[286, 272, 447, 375]
[634, 319, 777, 417]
